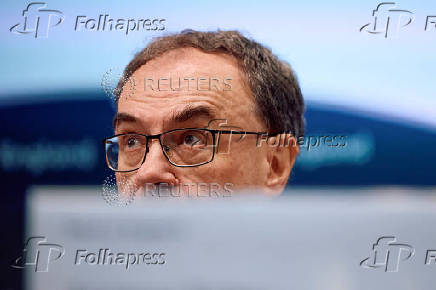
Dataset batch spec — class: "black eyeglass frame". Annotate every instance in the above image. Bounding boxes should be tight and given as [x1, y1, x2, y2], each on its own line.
[103, 128, 278, 172]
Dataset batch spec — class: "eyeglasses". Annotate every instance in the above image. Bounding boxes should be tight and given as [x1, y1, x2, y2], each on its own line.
[103, 128, 272, 172]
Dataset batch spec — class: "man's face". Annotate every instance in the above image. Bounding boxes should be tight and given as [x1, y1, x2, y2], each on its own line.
[115, 48, 292, 197]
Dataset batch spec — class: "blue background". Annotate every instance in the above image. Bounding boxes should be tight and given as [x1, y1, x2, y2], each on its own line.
[1, 1, 435, 288]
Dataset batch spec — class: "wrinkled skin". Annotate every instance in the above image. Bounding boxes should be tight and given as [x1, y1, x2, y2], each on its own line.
[115, 48, 298, 198]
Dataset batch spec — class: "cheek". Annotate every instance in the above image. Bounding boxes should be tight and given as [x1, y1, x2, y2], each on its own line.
[174, 166, 222, 184]
[225, 146, 269, 186]
[114, 172, 138, 196]
[205, 154, 253, 187]
[172, 147, 268, 189]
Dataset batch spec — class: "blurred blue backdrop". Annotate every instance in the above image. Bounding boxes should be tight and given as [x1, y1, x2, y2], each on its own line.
[1, 0, 435, 288]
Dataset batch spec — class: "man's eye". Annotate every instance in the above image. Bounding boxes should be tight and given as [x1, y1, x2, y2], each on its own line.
[123, 136, 142, 149]
[127, 137, 138, 147]
[183, 134, 203, 146]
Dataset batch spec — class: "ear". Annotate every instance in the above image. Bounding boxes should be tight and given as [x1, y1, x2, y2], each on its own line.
[265, 135, 299, 194]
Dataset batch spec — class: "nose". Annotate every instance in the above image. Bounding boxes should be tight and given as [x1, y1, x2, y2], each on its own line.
[132, 139, 177, 190]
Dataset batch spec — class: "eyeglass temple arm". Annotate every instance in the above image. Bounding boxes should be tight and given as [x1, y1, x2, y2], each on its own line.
[211, 130, 283, 136]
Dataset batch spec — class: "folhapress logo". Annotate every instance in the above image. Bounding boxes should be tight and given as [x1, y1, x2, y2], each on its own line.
[360, 236, 414, 272]
[11, 236, 64, 272]
[10, 2, 64, 38]
[360, 2, 414, 38]
[10, 2, 166, 39]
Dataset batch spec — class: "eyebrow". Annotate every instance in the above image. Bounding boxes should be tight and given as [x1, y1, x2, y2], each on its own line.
[113, 112, 136, 129]
[113, 105, 216, 130]
[170, 104, 216, 123]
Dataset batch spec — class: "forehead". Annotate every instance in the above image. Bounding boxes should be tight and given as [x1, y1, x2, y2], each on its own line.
[117, 47, 260, 131]
[136, 47, 243, 78]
